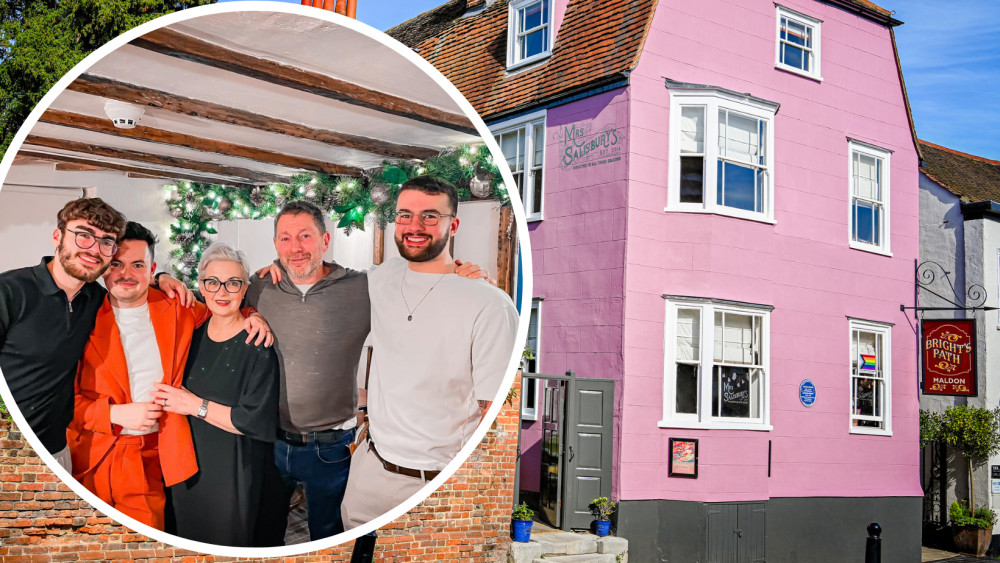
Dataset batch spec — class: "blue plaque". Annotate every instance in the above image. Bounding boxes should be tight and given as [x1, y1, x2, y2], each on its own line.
[799, 379, 816, 407]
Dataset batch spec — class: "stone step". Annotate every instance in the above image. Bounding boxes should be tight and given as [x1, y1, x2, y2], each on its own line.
[533, 531, 598, 555]
[530, 554, 619, 563]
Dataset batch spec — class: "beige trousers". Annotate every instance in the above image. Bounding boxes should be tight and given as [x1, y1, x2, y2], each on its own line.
[341, 441, 428, 530]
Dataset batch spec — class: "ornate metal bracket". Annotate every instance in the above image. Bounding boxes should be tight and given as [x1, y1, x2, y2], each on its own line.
[900, 260, 996, 312]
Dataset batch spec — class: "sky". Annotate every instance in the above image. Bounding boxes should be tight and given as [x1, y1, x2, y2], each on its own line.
[223, 0, 1000, 160]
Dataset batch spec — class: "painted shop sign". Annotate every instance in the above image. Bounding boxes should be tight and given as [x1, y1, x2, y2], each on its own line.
[922, 318, 977, 396]
[557, 120, 625, 170]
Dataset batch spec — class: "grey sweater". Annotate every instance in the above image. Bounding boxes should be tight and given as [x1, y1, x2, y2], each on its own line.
[245, 261, 370, 434]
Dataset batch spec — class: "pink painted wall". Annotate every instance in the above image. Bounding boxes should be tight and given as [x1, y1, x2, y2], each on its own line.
[520, 87, 630, 492]
[618, 0, 921, 502]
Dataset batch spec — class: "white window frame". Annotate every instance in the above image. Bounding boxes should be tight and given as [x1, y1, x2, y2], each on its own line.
[775, 5, 823, 81]
[848, 318, 892, 436]
[491, 110, 546, 221]
[666, 87, 778, 224]
[660, 297, 772, 431]
[521, 299, 542, 420]
[507, 0, 554, 70]
[848, 139, 892, 256]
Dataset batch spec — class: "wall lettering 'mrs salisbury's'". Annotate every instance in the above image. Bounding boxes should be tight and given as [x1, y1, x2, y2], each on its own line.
[557, 120, 625, 170]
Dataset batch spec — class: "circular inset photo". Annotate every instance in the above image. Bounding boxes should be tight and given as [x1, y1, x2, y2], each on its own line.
[0, 3, 530, 557]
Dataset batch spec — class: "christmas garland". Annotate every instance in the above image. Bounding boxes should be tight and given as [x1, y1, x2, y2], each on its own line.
[164, 145, 507, 285]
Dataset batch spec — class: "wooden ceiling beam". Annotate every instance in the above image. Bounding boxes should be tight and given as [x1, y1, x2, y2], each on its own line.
[67, 74, 438, 161]
[38, 110, 363, 177]
[18, 150, 258, 189]
[25, 135, 291, 185]
[133, 28, 476, 135]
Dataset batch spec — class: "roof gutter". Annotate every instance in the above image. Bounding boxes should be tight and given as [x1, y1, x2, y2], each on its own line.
[960, 201, 1000, 222]
[822, 0, 903, 27]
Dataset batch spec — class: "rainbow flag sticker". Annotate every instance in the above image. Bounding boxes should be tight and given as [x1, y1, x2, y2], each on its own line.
[859, 354, 877, 371]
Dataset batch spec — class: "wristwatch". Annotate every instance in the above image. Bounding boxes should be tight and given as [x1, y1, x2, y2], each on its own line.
[197, 399, 209, 419]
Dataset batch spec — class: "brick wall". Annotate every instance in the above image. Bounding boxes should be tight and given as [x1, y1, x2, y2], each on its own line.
[0, 374, 521, 562]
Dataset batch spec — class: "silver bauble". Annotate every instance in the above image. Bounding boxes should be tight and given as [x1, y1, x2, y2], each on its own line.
[217, 197, 232, 214]
[470, 169, 492, 198]
[169, 207, 183, 218]
[370, 184, 390, 205]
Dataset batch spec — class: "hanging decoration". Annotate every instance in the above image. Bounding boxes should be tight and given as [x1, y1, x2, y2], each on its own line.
[163, 144, 507, 285]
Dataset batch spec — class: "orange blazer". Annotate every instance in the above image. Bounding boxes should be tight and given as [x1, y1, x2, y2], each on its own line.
[68, 288, 210, 487]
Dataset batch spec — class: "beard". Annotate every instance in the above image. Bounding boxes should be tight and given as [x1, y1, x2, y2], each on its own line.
[57, 241, 108, 283]
[281, 253, 322, 282]
[395, 229, 450, 263]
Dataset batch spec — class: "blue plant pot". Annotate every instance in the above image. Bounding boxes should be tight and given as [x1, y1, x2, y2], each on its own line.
[595, 519, 611, 537]
[512, 519, 533, 542]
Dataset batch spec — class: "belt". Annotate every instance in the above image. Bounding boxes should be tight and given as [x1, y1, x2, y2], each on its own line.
[280, 428, 351, 445]
[368, 439, 440, 481]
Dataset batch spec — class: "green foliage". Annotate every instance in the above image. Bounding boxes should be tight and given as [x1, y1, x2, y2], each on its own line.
[590, 496, 617, 521]
[920, 409, 944, 449]
[0, 0, 216, 157]
[521, 345, 535, 365]
[512, 502, 533, 521]
[938, 405, 1000, 462]
[164, 146, 509, 286]
[950, 500, 997, 529]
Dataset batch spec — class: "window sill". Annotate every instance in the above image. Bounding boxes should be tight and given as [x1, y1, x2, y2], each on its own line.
[526, 213, 543, 223]
[664, 206, 777, 225]
[507, 52, 552, 73]
[850, 427, 892, 437]
[849, 241, 893, 257]
[659, 420, 773, 432]
[775, 64, 823, 82]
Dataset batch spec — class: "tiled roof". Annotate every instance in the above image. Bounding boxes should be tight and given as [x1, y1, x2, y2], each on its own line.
[388, 0, 899, 121]
[388, 0, 658, 122]
[919, 140, 1000, 203]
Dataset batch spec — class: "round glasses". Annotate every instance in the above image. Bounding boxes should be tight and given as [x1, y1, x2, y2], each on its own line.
[200, 277, 246, 294]
[394, 211, 454, 226]
[66, 228, 118, 257]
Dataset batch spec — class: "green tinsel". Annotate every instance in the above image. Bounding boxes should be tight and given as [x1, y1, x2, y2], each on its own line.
[164, 144, 507, 286]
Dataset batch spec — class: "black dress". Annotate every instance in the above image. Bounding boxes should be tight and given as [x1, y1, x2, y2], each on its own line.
[169, 325, 279, 547]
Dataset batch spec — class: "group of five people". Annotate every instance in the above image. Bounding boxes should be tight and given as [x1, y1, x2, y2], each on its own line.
[0, 175, 518, 547]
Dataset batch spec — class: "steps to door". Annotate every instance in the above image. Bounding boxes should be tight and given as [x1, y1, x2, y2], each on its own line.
[507, 531, 628, 563]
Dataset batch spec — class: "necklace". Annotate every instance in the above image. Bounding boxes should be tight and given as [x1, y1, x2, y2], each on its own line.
[401, 268, 445, 322]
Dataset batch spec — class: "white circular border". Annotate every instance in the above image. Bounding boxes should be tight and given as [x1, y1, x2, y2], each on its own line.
[0, 1, 533, 557]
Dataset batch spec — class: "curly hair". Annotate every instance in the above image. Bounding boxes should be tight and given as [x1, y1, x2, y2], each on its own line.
[56, 198, 127, 238]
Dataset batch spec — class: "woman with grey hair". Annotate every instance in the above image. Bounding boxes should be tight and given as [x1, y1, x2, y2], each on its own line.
[154, 242, 280, 547]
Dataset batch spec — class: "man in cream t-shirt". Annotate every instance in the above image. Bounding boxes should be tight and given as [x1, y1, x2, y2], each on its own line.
[341, 176, 518, 530]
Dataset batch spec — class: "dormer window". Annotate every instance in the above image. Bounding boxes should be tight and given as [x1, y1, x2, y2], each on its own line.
[508, 0, 552, 69]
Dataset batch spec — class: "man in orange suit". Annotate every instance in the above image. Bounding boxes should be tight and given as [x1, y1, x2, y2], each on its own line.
[67, 222, 271, 529]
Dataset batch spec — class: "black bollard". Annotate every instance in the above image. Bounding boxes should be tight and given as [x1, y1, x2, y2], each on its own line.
[351, 532, 377, 563]
[865, 522, 882, 563]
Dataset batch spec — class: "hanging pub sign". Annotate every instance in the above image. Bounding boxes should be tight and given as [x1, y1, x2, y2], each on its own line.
[922, 318, 977, 396]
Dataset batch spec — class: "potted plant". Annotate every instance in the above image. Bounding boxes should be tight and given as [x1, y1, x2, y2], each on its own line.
[590, 496, 616, 537]
[950, 500, 997, 557]
[511, 502, 534, 543]
[923, 406, 1000, 556]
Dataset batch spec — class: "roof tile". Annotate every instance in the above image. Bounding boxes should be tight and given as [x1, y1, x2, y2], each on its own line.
[919, 140, 1000, 203]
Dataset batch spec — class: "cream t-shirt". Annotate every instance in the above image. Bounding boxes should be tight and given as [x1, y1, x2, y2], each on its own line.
[112, 303, 165, 436]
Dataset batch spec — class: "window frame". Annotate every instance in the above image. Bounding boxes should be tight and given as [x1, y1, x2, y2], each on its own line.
[521, 299, 542, 421]
[848, 318, 892, 436]
[666, 88, 778, 224]
[775, 5, 823, 81]
[847, 139, 892, 256]
[507, 0, 554, 70]
[661, 297, 773, 431]
[491, 110, 546, 222]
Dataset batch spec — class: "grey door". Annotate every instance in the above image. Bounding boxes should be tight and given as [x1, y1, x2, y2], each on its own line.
[707, 503, 767, 563]
[562, 378, 615, 530]
[539, 381, 565, 527]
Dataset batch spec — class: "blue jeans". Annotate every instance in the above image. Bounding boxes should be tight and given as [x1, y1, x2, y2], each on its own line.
[273, 428, 354, 540]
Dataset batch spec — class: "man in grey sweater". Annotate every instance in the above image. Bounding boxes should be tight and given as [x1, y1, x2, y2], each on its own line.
[245, 201, 369, 542]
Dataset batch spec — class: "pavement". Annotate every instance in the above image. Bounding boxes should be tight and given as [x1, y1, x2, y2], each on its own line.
[923, 545, 991, 562]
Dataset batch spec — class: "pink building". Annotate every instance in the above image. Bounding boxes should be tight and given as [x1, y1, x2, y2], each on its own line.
[393, 0, 922, 560]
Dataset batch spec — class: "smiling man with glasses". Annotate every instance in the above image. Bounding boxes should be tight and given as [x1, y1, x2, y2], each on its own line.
[0, 198, 127, 471]
[341, 176, 518, 530]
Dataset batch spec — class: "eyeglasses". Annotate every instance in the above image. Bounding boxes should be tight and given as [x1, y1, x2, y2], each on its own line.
[66, 228, 118, 257]
[394, 211, 455, 226]
[200, 277, 246, 294]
